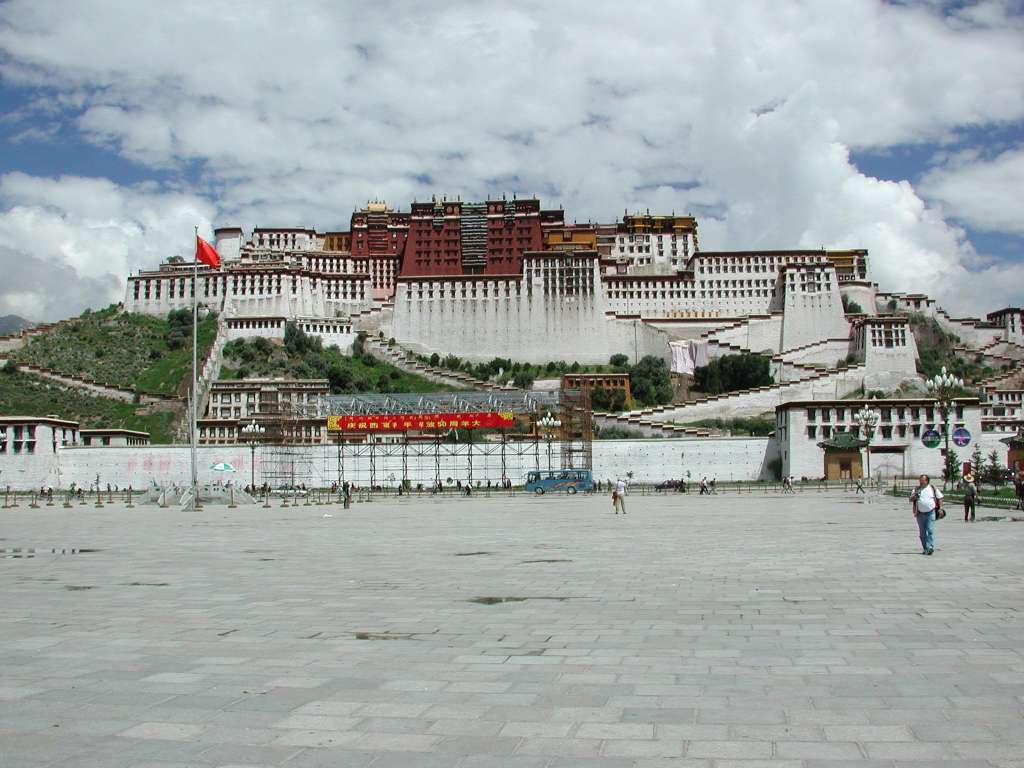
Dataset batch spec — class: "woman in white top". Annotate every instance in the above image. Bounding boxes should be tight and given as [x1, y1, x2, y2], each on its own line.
[910, 473, 942, 555]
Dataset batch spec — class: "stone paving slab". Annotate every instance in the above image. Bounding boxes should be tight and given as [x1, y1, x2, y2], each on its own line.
[1, 491, 1023, 767]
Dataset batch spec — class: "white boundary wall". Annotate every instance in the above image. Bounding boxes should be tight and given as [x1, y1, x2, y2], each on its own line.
[4, 437, 775, 491]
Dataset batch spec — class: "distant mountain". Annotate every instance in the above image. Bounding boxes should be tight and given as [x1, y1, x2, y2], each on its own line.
[0, 314, 33, 335]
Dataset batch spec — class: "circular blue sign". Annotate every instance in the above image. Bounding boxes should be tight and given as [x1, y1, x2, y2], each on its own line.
[952, 427, 971, 447]
[922, 429, 941, 449]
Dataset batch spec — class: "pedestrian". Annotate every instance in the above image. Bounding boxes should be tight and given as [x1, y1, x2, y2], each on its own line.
[1015, 473, 1024, 510]
[611, 476, 627, 514]
[962, 471, 977, 522]
[910, 473, 943, 555]
[699, 476, 709, 495]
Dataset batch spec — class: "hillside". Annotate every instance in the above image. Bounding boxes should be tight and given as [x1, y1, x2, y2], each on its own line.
[0, 369, 178, 443]
[906, 312, 993, 382]
[12, 306, 217, 396]
[220, 325, 455, 394]
[0, 314, 33, 335]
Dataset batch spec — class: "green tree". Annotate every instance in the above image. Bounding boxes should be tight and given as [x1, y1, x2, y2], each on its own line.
[694, 353, 772, 395]
[969, 444, 985, 479]
[629, 355, 673, 407]
[591, 386, 610, 411]
[942, 449, 961, 486]
[512, 370, 535, 389]
[984, 449, 1010, 490]
[609, 353, 629, 370]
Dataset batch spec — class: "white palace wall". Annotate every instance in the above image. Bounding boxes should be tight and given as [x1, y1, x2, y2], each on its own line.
[5, 437, 776, 491]
[780, 270, 849, 350]
[391, 273, 668, 364]
[838, 282, 877, 316]
[778, 339, 851, 367]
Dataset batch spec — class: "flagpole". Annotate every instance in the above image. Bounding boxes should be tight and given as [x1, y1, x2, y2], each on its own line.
[191, 225, 199, 511]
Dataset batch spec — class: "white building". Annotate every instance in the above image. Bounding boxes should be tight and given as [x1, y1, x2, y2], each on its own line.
[987, 307, 1024, 345]
[776, 397, 982, 481]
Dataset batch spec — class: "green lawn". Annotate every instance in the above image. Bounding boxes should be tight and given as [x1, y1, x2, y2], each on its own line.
[682, 416, 775, 436]
[0, 370, 178, 443]
[13, 306, 217, 396]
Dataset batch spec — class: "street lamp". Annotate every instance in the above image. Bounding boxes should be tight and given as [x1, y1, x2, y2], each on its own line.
[537, 412, 562, 472]
[241, 420, 266, 491]
[925, 365, 965, 489]
[854, 406, 880, 502]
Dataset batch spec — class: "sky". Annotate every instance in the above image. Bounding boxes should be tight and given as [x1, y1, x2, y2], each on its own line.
[1, 0, 1023, 322]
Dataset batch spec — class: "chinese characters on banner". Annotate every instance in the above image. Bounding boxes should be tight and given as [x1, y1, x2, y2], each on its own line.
[326, 411, 516, 432]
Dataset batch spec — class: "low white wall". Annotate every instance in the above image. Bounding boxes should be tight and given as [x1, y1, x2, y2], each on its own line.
[625, 367, 865, 423]
[746, 315, 783, 353]
[3, 436, 775, 490]
[778, 339, 850, 367]
[0, 336, 25, 353]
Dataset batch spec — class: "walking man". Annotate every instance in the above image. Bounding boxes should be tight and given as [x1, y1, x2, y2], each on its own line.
[612, 476, 627, 515]
[962, 470, 977, 522]
[910, 473, 942, 555]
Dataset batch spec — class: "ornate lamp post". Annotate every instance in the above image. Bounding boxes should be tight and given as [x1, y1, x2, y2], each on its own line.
[537, 412, 562, 472]
[854, 406, 880, 502]
[925, 366, 965, 489]
[241, 421, 266, 492]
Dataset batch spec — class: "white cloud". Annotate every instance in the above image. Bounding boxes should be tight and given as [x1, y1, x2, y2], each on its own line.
[0, 174, 214, 320]
[919, 148, 1024, 234]
[0, 0, 1023, 319]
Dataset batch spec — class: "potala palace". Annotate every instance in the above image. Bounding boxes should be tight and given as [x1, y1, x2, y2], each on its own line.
[3, 196, 1023, 490]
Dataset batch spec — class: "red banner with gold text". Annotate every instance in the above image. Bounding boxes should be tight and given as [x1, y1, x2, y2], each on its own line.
[326, 411, 516, 432]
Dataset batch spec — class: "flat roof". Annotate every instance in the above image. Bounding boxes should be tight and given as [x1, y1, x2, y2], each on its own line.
[79, 428, 150, 437]
[210, 378, 329, 386]
[777, 396, 980, 411]
[0, 416, 79, 427]
[562, 373, 630, 379]
[695, 250, 826, 258]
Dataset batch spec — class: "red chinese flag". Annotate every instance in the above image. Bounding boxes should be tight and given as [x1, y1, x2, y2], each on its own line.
[196, 235, 221, 268]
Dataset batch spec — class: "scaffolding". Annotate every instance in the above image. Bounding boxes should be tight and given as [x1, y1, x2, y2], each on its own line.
[328, 390, 595, 489]
[253, 387, 325, 489]
[245, 389, 592, 490]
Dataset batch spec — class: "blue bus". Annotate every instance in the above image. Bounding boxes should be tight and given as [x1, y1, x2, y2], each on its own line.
[524, 469, 593, 495]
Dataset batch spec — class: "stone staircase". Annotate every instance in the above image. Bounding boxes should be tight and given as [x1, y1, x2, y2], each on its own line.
[362, 337, 514, 392]
[6, 363, 177, 404]
[603, 364, 866, 434]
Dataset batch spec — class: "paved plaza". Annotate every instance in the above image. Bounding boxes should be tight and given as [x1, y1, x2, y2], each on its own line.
[1, 491, 1023, 768]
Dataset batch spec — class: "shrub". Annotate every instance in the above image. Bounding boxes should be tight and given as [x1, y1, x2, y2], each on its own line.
[609, 353, 630, 369]
[694, 353, 772, 396]
[512, 370, 535, 389]
[629, 355, 674, 406]
[591, 385, 626, 412]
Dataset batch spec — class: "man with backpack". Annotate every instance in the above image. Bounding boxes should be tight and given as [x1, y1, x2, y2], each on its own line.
[910, 473, 943, 555]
